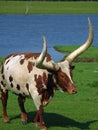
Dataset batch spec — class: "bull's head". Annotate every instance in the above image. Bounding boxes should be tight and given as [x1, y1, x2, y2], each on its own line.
[36, 18, 94, 94]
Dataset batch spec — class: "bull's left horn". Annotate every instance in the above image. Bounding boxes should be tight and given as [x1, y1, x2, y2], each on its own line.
[36, 36, 47, 68]
[36, 36, 59, 71]
[65, 17, 94, 64]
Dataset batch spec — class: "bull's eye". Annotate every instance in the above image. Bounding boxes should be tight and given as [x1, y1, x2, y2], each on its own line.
[61, 75, 64, 78]
[60, 74, 65, 78]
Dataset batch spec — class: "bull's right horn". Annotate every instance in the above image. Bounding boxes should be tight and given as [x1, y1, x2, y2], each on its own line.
[65, 17, 94, 64]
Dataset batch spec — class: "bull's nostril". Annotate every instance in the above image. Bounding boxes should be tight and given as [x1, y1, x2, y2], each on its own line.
[72, 89, 77, 94]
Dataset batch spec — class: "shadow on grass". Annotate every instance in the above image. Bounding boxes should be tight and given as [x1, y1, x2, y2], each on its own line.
[28, 112, 98, 129]
[45, 113, 98, 129]
[3, 111, 97, 129]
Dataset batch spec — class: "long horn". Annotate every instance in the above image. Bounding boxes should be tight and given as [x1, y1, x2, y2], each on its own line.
[36, 36, 47, 68]
[36, 36, 59, 71]
[65, 17, 94, 64]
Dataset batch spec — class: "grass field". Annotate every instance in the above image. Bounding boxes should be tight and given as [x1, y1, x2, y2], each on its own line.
[0, 1, 98, 14]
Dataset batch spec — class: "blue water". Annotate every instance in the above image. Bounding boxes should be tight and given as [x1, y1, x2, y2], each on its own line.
[0, 14, 98, 61]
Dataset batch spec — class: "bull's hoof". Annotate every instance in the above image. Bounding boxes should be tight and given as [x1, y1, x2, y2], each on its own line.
[22, 120, 27, 125]
[4, 120, 10, 123]
[34, 122, 40, 127]
[21, 113, 27, 125]
[40, 126, 47, 130]
[34, 122, 47, 130]
[3, 116, 10, 123]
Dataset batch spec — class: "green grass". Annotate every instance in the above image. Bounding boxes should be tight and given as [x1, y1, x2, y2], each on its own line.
[0, 1, 98, 14]
[0, 54, 98, 129]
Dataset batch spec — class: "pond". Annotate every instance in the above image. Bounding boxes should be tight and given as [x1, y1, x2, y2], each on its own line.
[0, 14, 98, 61]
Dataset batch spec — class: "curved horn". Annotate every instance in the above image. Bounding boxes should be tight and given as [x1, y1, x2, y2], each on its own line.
[36, 36, 59, 71]
[65, 17, 94, 64]
[36, 36, 47, 68]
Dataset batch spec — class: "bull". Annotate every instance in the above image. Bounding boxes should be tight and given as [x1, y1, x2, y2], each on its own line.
[0, 18, 94, 130]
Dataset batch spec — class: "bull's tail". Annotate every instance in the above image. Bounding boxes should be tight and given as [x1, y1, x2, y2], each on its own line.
[0, 66, 2, 99]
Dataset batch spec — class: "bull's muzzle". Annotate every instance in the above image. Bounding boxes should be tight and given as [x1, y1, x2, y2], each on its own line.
[67, 87, 77, 94]
[72, 88, 77, 94]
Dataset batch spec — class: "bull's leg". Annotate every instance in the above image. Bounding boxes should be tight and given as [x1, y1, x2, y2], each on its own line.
[30, 90, 47, 130]
[34, 110, 40, 126]
[39, 105, 46, 130]
[18, 94, 27, 124]
[34, 105, 46, 130]
[1, 90, 10, 123]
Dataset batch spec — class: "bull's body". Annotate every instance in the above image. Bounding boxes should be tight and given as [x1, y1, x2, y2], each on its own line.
[0, 18, 94, 130]
[1, 53, 56, 107]
[0, 52, 75, 130]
